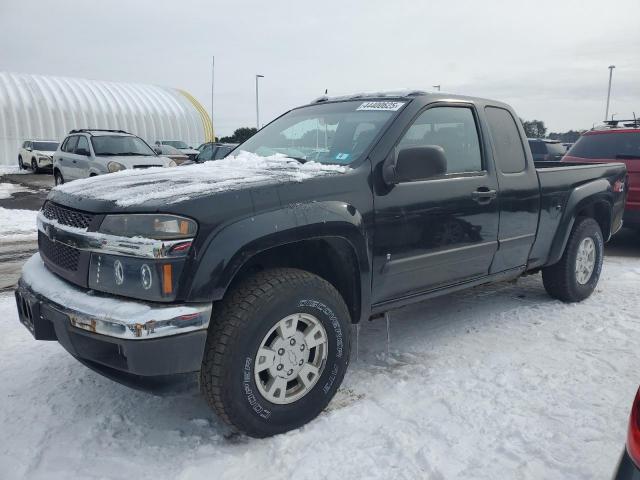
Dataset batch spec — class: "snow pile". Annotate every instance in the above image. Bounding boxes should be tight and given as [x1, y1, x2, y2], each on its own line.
[0, 166, 27, 175]
[0, 182, 31, 200]
[56, 151, 348, 207]
[0, 207, 38, 241]
[1, 257, 639, 479]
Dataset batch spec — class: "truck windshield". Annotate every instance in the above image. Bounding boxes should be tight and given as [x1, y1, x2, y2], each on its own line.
[91, 136, 156, 156]
[568, 131, 640, 159]
[233, 100, 405, 165]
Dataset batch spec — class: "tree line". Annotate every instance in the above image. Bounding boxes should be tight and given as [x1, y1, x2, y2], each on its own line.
[520, 119, 583, 143]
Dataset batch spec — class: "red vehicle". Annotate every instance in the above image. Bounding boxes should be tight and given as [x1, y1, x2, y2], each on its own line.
[612, 388, 640, 479]
[564, 122, 640, 229]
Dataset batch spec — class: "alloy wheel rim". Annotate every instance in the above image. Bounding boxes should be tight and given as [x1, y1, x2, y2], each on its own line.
[254, 313, 328, 405]
[575, 237, 596, 285]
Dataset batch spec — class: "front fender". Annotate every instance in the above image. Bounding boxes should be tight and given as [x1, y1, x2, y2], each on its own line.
[186, 201, 371, 318]
[547, 178, 612, 266]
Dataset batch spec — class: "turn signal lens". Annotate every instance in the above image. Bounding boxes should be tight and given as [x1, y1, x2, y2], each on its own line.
[627, 388, 640, 468]
[162, 264, 173, 295]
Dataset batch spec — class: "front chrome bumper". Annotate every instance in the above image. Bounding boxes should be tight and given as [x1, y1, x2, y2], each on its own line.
[18, 253, 212, 340]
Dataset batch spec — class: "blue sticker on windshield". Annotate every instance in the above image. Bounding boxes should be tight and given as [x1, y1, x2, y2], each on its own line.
[335, 153, 350, 162]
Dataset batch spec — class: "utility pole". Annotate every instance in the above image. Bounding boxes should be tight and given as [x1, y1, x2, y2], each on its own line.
[605, 65, 615, 122]
[255, 74, 264, 129]
[211, 56, 216, 142]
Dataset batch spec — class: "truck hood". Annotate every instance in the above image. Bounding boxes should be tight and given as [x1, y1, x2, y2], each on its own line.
[50, 151, 348, 210]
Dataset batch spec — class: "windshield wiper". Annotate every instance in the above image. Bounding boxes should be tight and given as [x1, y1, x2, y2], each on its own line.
[286, 156, 307, 164]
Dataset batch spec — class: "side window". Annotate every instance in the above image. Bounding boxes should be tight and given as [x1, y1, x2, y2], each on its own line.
[75, 136, 89, 154]
[398, 106, 482, 174]
[22, 141, 28, 149]
[485, 107, 527, 173]
[214, 146, 231, 159]
[528, 141, 546, 155]
[64, 136, 79, 153]
[199, 144, 214, 160]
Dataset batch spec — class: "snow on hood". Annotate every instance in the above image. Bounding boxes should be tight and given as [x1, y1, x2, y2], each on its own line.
[55, 151, 348, 207]
[35, 150, 57, 157]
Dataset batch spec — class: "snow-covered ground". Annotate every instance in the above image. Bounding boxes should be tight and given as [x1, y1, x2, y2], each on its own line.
[0, 182, 31, 200]
[1, 256, 638, 479]
[0, 207, 38, 241]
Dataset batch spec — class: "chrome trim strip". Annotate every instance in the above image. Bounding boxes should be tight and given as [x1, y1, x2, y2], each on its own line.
[19, 254, 211, 340]
[37, 212, 192, 259]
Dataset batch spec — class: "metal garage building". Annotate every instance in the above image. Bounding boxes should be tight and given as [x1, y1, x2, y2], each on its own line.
[0, 71, 214, 166]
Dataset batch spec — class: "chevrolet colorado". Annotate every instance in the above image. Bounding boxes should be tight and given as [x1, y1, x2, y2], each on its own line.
[15, 91, 627, 437]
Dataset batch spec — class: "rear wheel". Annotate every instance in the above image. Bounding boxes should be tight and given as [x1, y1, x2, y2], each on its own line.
[200, 268, 351, 437]
[54, 170, 64, 185]
[542, 217, 604, 302]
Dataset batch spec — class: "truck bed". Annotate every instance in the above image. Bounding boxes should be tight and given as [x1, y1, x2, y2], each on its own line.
[527, 160, 627, 269]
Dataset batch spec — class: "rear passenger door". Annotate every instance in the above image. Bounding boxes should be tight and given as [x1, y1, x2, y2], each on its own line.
[483, 106, 540, 272]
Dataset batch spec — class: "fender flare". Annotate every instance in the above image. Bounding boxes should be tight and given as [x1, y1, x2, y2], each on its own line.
[546, 178, 612, 266]
[186, 201, 372, 322]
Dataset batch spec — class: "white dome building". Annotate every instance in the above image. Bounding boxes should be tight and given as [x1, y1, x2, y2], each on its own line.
[0, 72, 214, 166]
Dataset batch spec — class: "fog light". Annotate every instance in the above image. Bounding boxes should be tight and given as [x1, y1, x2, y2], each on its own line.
[141, 264, 152, 290]
[114, 260, 124, 285]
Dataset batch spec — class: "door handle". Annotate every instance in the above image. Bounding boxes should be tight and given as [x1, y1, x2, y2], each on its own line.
[471, 188, 497, 204]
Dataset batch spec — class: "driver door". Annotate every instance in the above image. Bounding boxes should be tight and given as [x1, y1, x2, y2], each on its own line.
[372, 104, 500, 304]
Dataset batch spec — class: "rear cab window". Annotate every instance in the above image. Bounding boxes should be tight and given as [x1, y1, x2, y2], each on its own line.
[485, 106, 527, 173]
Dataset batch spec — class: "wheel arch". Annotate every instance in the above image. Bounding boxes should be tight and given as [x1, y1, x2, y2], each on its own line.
[186, 202, 372, 323]
[546, 179, 613, 266]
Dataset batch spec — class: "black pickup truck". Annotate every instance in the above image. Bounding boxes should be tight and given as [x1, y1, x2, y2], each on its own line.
[15, 91, 627, 437]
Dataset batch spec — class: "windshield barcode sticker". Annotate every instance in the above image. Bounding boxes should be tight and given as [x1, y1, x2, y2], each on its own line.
[356, 101, 405, 111]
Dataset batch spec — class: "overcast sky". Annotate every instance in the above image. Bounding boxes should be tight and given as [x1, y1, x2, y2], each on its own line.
[1, 0, 639, 136]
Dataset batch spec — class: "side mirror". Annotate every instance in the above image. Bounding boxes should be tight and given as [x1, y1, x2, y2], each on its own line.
[382, 145, 447, 184]
[153, 147, 162, 155]
[76, 148, 89, 156]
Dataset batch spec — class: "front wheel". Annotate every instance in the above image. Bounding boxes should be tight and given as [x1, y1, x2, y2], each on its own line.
[31, 159, 41, 173]
[542, 217, 604, 302]
[54, 170, 65, 185]
[18, 156, 24, 170]
[200, 268, 351, 437]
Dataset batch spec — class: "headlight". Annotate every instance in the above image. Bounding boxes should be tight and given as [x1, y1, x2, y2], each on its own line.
[89, 254, 185, 301]
[99, 214, 197, 240]
[167, 159, 177, 167]
[107, 161, 126, 172]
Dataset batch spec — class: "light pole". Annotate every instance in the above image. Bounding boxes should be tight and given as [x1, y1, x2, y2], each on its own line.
[211, 56, 216, 142]
[255, 74, 264, 129]
[605, 65, 615, 122]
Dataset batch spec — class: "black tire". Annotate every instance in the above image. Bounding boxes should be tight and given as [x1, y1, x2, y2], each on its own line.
[18, 156, 24, 170]
[54, 170, 64, 185]
[31, 158, 40, 174]
[200, 268, 351, 438]
[542, 217, 604, 302]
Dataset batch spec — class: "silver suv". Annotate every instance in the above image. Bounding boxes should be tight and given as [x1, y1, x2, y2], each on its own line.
[53, 129, 176, 185]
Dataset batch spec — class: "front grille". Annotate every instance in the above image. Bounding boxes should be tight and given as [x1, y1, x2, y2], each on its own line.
[42, 202, 94, 229]
[38, 232, 80, 271]
[133, 164, 162, 169]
